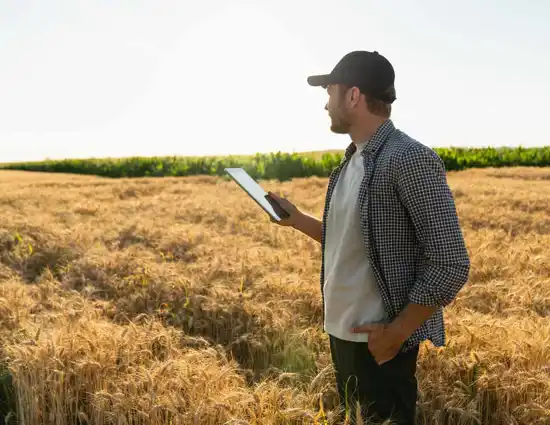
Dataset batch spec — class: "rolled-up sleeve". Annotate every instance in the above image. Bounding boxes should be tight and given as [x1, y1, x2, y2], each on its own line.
[396, 145, 471, 307]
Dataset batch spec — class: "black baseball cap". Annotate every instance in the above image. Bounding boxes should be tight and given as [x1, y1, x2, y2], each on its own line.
[307, 50, 396, 103]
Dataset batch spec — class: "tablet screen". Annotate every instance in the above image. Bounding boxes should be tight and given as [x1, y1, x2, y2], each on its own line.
[225, 168, 284, 221]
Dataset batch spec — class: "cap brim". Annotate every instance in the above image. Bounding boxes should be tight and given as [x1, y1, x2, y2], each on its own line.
[307, 74, 334, 88]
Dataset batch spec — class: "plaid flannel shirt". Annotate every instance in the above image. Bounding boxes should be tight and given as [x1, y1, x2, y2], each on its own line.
[320, 119, 470, 351]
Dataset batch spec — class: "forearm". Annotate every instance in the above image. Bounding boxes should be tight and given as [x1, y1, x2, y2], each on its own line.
[390, 303, 438, 343]
[292, 212, 322, 244]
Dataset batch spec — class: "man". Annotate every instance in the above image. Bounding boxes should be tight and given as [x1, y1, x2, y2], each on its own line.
[266, 51, 470, 424]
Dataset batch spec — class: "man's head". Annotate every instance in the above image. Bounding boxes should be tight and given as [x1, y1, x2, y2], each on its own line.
[307, 51, 396, 135]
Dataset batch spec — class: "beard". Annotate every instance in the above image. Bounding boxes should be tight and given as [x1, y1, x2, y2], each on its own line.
[328, 99, 352, 134]
[330, 114, 351, 134]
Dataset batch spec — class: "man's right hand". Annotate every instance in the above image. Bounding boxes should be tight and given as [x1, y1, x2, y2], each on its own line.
[265, 191, 323, 244]
[265, 191, 301, 227]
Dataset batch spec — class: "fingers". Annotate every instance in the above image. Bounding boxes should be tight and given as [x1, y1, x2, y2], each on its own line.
[269, 213, 284, 225]
[265, 193, 278, 208]
[350, 323, 383, 334]
[265, 195, 276, 208]
[267, 191, 284, 202]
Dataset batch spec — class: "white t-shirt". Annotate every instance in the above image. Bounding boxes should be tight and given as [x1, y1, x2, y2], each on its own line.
[323, 141, 388, 342]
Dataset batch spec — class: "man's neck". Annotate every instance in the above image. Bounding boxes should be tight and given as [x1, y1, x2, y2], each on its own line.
[349, 117, 388, 146]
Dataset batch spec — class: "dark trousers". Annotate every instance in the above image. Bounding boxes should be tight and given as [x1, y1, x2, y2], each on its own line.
[329, 335, 419, 425]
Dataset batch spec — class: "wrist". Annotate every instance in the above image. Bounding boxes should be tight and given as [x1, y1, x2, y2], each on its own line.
[291, 211, 306, 229]
[389, 303, 438, 344]
[388, 318, 410, 344]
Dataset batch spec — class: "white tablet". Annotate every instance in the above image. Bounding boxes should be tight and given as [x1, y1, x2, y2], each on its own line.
[224, 167, 289, 221]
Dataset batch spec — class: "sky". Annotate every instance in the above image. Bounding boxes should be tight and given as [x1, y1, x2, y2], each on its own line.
[0, 0, 549, 162]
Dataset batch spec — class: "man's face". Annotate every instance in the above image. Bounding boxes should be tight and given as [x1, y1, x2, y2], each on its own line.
[325, 84, 352, 134]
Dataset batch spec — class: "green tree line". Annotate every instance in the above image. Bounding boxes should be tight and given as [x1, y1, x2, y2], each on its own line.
[0, 147, 548, 181]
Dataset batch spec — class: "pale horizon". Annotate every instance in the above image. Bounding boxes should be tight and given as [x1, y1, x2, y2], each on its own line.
[1, 1, 549, 163]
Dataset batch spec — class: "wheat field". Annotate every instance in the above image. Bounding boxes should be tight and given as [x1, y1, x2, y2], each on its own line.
[0, 166, 548, 425]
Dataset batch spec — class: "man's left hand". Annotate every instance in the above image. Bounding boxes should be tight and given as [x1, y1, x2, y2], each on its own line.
[351, 322, 406, 365]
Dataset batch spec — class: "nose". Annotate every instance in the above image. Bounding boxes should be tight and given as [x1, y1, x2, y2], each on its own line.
[324, 103, 328, 111]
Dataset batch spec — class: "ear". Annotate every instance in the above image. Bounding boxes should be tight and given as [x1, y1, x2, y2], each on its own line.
[347, 86, 362, 108]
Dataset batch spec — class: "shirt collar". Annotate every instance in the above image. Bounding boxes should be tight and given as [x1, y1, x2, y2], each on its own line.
[342, 119, 395, 161]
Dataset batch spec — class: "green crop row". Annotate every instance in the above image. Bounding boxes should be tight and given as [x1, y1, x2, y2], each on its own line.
[0, 146, 548, 181]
